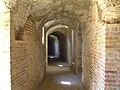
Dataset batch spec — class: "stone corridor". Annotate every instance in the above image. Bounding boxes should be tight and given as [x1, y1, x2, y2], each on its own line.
[38, 60, 84, 90]
[1, 0, 120, 90]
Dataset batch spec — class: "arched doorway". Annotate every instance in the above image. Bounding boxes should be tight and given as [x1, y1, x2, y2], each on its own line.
[43, 24, 78, 73]
[48, 31, 67, 65]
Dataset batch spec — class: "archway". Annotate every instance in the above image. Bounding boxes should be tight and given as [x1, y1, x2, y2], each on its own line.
[45, 25, 69, 66]
[48, 35, 59, 58]
[42, 24, 78, 74]
[48, 31, 67, 65]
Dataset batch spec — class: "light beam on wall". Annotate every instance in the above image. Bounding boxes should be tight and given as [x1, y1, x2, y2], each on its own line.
[42, 27, 45, 45]
[0, 0, 7, 13]
[72, 62, 75, 65]
[65, 26, 69, 28]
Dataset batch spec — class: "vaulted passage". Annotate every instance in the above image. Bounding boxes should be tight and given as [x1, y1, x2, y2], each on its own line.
[48, 32, 67, 62]
[1, 0, 120, 90]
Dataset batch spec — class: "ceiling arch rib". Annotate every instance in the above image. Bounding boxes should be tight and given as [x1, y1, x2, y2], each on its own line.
[49, 35, 58, 40]
[42, 24, 71, 45]
[46, 24, 70, 36]
[42, 18, 77, 32]
[38, 9, 81, 31]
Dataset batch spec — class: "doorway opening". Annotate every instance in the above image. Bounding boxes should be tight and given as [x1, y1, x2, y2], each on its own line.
[48, 31, 67, 65]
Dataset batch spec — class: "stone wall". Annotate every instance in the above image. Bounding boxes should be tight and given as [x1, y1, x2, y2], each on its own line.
[11, 16, 45, 90]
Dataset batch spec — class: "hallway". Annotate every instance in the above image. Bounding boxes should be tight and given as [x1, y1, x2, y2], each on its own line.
[38, 60, 84, 90]
[1, 0, 120, 90]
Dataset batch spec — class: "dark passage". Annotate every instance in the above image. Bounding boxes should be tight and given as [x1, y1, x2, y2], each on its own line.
[48, 32, 67, 64]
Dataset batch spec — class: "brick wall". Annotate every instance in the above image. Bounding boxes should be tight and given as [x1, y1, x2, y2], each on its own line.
[82, 2, 106, 90]
[105, 24, 120, 90]
[82, 2, 120, 90]
[11, 16, 45, 90]
[83, 22, 106, 90]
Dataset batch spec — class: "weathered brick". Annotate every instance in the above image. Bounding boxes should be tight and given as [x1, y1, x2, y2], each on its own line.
[105, 24, 120, 89]
[11, 16, 45, 90]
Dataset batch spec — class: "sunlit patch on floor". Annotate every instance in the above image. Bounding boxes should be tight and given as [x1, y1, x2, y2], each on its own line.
[60, 81, 71, 85]
[58, 65, 63, 67]
[50, 56, 53, 58]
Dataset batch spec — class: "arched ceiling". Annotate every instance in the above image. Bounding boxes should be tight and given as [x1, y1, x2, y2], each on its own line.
[4, 0, 120, 27]
[49, 35, 58, 40]
[30, 0, 90, 21]
[42, 18, 78, 31]
[3, 0, 120, 18]
[5, 0, 91, 21]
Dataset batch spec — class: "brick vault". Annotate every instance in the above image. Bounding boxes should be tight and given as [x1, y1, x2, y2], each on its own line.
[0, 0, 120, 90]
